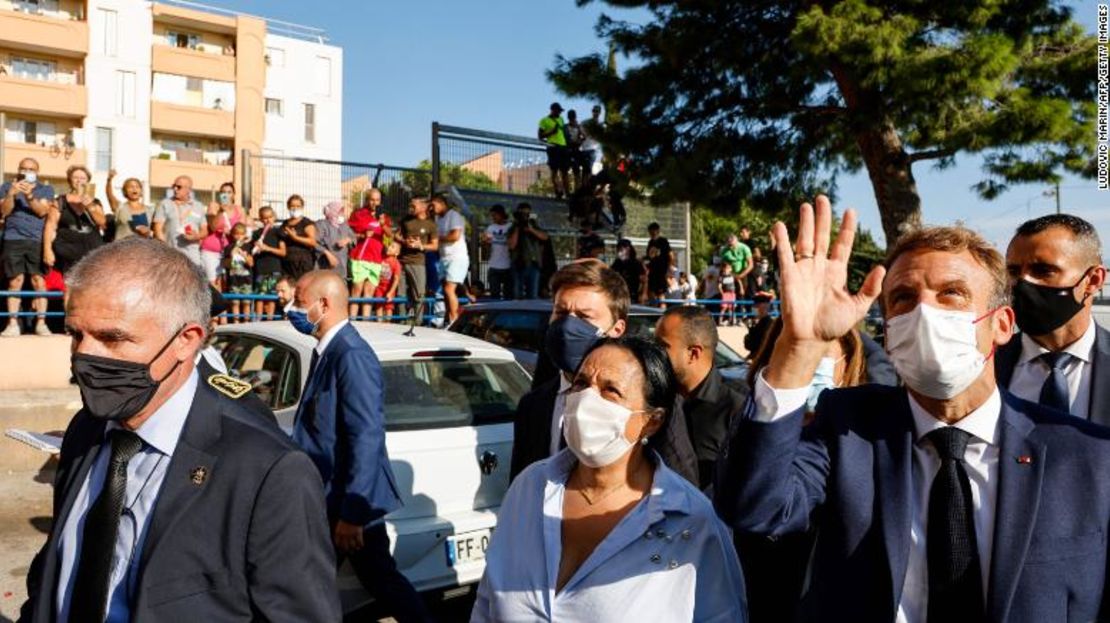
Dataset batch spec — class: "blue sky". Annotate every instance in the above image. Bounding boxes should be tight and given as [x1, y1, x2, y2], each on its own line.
[220, 0, 1107, 250]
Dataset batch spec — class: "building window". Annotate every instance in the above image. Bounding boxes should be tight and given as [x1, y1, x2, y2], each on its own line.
[115, 70, 135, 118]
[314, 56, 331, 96]
[12, 57, 55, 82]
[95, 127, 113, 171]
[168, 31, 200, 50]
[5, 119, 56, 146]
[265, 47, 284, 67]
[14, 0, 58, 15]
[304, 104, 315, 143]
[99, 8, 118, 57]
[265, 98, 283, 117]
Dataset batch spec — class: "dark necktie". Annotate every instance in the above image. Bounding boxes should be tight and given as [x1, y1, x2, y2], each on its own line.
[926, 427, 984, 623]
[308, 349, 321, 379]
[70, 430, 144, 622]
[1038, 351, 1073, 413]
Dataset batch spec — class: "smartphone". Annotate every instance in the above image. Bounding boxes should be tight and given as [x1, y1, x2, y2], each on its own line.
[85, 183, 96, 199]
[15, 173, 25, 182]
[165, 187, 174, 200]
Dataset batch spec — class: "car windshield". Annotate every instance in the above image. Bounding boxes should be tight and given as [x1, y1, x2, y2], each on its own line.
[381, 359, 531, 431]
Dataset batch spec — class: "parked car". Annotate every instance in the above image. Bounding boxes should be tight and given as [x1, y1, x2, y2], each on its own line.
[212, 322, 531, 613]
[447, 300, 749, 389]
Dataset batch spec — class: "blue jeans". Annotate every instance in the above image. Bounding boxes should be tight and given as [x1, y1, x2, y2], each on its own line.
[513, 264, 541, 299]
[487, 268, 513, 300]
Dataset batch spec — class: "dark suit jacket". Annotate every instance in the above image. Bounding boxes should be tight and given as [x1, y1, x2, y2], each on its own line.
[995, 323, 1110, 427]
[509, 376, 699, 485]
[292, 322, 401, 525]
[717, 384, 1110, 623]
[21, 372, 339, 622]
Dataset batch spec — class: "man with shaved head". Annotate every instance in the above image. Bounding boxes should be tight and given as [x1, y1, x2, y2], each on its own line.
[21, 238, 338, 622]
[288, 270, 430, 622]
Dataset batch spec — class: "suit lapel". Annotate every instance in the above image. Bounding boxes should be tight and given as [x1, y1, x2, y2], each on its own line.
[876, 392, 915, 615]
[136, 382, 220, 575]
[1087, 326, 1110, 427]
[987, 398, 1045, 622]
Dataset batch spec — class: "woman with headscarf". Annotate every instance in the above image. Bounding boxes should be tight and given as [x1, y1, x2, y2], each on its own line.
[315, 200, 354, 280]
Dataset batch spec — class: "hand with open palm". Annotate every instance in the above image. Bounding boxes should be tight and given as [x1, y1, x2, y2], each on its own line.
[763, 195, 885, 389]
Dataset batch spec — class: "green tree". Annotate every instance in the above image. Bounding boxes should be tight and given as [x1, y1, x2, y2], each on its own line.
[550, 1, 1097, 243]
[402, 159, 498, 196]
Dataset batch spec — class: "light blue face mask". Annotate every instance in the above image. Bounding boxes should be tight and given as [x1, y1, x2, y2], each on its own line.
[806, 356, 840, 412]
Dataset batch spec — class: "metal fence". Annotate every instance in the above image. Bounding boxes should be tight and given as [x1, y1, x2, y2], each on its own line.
[241, 151, 430, 222]
[432, 123, 556, 198]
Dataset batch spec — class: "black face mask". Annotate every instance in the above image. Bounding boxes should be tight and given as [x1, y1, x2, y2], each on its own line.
[545, 315, 607, 375]
[1011, 268, 1093, 336]
[71, 330, 183, 421]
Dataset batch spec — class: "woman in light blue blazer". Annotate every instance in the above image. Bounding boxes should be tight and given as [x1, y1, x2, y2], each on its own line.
[472, 336, 747, 622]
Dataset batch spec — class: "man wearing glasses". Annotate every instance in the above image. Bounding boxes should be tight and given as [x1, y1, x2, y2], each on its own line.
[152, 176, 208, 266]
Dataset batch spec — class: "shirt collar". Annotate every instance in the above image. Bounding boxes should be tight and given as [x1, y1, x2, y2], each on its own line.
[545, 448, 692, 516]
[907, 388, 1002, 447]
[315, 319, 350, 356]
[558, 372, 574, 394]
[686, 367, 722, 404]
[106, 368, 198, 457]
[1018, 320, 1097, 366]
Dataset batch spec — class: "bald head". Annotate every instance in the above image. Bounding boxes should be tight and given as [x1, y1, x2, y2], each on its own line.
[297, 270, 350, 314]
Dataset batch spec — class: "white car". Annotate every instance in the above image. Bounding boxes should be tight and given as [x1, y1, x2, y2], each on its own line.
[211, 321, 530, 612]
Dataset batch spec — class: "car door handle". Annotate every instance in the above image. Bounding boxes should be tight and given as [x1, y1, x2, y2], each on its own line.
[478, 450, 499, 476]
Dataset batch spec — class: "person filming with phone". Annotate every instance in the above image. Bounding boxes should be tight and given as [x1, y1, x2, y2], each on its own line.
[1, 157, 55, 337]
[44, 165, 106, 277]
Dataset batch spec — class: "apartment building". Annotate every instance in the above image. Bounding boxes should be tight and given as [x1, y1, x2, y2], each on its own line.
[0, 0, 341, 212]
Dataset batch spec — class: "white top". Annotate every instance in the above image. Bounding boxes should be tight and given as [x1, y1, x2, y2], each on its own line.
[702, 266, 720, 298]
[485, 222, 512, 270]
[752, 372, 1002, 623]
[436, 209, 468, 261]
[1006, 321, 1096, 418]
[471, 449, 747, 622]
[549, 374, 574, 457]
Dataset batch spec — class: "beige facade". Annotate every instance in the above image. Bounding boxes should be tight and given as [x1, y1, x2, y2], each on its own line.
[0, 0, 293, 201]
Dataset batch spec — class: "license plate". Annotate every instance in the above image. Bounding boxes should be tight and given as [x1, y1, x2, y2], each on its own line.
[446, 529, 492, 567]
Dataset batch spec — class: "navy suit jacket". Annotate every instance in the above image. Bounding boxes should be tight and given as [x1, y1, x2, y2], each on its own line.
[21, 374, 339, 622]
[293, 322, 401, 526]
[995, 323, 1110, 428]
[717, 383, 1110, 623]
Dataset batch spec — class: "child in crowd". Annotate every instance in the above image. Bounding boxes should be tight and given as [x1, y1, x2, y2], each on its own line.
[373, 241, 402, 322]
[681, 271, 698, 306]
[719, 262, 737, 325]
[664, 272, 683, 308]
[223, 223, 254, 323]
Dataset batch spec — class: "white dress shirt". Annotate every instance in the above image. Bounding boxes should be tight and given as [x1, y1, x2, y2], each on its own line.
[315, 318, 350, 356]
[1007, 321, 1095, 418]
[753, 372, 1002, 623]
[57, 369, 198, 622]
[548, 374, 574, 457]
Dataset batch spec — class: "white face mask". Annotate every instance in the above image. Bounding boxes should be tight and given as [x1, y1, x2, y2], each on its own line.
[290, 208, 304, 219]
[562, 387, 644, 468]
[806, 356, 839, 412]
[885, 303, 990, 400]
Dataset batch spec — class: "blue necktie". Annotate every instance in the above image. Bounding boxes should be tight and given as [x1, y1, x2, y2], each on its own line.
[1038, 351, 1073, 413]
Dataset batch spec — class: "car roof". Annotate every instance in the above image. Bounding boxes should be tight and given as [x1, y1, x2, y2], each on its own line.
[462, 300, 663, 316]
[215, 321, 518, 362]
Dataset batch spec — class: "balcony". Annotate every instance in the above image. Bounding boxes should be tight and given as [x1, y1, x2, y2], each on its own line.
[0, 9, 88, 58]
[0, 75, 85, 117]
[153, 44, 236, 83]
[150, 101, 234, 138]
[3, 142, 86, 180]
[150, 156, 233, 191]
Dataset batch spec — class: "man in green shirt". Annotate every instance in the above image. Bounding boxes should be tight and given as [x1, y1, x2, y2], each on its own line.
[538, 102, 570, 199]
[720, 234, 753, 296]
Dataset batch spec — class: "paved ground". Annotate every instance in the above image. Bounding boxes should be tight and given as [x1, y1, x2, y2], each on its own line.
[0, 464, 54, 622]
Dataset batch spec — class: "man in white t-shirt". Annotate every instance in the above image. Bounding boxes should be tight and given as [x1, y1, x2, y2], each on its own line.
[432, 194, 469, 322]
[482, 205, 513, 300]
[702, 259, 721, 318]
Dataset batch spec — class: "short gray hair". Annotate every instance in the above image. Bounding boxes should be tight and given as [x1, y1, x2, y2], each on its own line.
[67, 238, 211, 334]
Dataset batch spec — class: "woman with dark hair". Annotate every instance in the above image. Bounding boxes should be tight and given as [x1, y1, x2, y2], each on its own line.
[279, 193, 317, 279]
[200, 181, 244, 287]
[473, 336, 746, 622]
[610, 238, 644, 302]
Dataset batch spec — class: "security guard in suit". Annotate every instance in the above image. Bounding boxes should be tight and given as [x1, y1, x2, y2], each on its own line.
[20, 238, 339, 622]
[287, 270, 430, 623]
